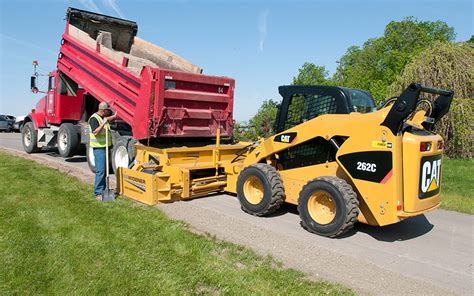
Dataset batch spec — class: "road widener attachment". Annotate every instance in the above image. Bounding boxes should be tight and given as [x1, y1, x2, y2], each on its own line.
[118, 140, 248, 204]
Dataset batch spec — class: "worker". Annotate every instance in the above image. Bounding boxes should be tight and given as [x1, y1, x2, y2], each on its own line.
[89, 102, 116, 200]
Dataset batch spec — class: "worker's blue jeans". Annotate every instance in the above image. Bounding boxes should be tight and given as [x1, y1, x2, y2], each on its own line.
[93, 147, 106, 196]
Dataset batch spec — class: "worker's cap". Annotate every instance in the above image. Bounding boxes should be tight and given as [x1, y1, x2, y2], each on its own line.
[98, 102, 112, 110]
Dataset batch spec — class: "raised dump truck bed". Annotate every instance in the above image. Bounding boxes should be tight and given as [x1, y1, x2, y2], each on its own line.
[59, 8, 234, 140]
[23, 8, 235, 171]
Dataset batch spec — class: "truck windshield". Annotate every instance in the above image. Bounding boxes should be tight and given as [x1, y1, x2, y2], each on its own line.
[349, 90, 376, 113]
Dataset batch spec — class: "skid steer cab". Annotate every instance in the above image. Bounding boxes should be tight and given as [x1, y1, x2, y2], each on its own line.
[117, 83, 454, 238]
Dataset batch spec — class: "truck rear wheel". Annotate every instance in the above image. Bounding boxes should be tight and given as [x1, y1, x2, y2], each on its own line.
[112, 136, 137, 173]
[236, 163, 285, 216]
[22, 122, 39, 153]
[57, 123, 79, 157]
[86, 143, 96, 173]
[298, 176, 359, 238]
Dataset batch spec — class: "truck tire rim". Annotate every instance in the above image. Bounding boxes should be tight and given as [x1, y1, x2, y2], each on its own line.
[59, 132, 68, 151]
[88, 146, 95, 167]
[243, 176, 264, 205]
[24, 129, 31, 146]
[308, 192, 336, 225]
[114, 146, 129, 169]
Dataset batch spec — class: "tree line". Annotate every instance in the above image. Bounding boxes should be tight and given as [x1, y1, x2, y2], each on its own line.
[235, 17, 473, 158]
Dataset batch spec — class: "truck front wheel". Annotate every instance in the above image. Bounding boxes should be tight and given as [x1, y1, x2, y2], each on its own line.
[22, 122, 39, 153]
[57, 123, 79, 157]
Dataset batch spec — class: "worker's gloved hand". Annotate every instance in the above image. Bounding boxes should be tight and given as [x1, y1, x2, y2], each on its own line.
[106, 113, 117, 122]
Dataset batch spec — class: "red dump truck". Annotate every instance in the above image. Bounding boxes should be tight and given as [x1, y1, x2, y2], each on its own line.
[24, 7, 234, 172]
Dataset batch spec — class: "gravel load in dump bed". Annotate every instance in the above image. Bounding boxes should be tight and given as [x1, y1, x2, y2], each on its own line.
[68, 24, 202, 76]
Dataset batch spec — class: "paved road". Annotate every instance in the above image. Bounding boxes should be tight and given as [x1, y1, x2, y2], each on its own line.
[1, 133, 473, 295]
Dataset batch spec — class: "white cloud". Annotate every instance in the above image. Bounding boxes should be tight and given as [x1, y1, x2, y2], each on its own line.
[258, 9, 269, 52]
[78, 0, 102, 13]
[103, 0, 126, 19]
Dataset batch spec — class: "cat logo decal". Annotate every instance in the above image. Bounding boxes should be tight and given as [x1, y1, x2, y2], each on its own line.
[419, 155, 442, 199]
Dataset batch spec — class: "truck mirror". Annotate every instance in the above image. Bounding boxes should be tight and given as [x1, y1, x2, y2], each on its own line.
[31, 76, 38, 93]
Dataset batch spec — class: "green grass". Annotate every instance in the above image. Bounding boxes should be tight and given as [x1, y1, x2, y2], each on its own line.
[0, 153, 352, 295]
[440, 158, 474, 214]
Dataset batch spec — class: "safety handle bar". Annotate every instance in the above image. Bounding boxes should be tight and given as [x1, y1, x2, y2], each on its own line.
[419, 85, 454, 97]
[381, 83, 454, 135]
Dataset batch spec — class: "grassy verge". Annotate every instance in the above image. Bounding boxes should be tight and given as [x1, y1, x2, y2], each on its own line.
[441, 158, 473, 214]
[0, 153, 352, 295]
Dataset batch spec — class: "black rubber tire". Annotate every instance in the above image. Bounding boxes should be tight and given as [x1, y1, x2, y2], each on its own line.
[86, 143, 96, 173]
[298, 176, 359, 238]
[22, 122, 39, 153]
[57, 123, 79, 157]
[236, 163, 285, 216]
[111, 136, 138, 173]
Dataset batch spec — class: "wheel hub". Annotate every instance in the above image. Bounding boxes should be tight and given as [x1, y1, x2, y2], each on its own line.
[59, 132, 68, 151]
[24, 129, 31, 146]
[88, 146, 95, 167]
[114, 146, 129, 169]
[243, 176, 264, 205]
[307, 192, 336, 225]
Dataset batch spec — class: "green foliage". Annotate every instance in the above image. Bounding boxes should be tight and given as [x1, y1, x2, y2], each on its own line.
[293, 62, 329, 85]
[234, 99, 279, 141]
[336, 17, 455, 102]
[441, 158, 474, 214]
[246, 17, 471, 157]
[0, 153, 352, 294]
[388, 42, 473, 158]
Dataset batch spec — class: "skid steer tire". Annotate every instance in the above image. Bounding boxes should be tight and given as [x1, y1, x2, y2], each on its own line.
[237, 163, 285, 216]
[22, 122, 39, 153]
[298, 176, 359, 238]
[57, 123, 79, 158]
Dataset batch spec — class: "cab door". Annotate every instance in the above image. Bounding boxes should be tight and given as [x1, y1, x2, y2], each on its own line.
[46, 75, 55, 117]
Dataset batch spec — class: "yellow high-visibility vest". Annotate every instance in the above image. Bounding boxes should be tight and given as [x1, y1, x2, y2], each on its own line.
[89, 113, 112, 148]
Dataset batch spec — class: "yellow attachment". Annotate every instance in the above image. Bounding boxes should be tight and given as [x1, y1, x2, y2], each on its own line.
[307, 192, 336, 225]
[118, 143, 248, 204]
[243, 176, 264, 205]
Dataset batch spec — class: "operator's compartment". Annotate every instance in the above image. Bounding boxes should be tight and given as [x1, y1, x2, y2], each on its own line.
[402, 128, 444, 213]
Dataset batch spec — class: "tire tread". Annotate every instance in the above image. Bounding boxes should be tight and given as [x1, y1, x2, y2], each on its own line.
[22, 122, 39, 153]
[239, 163, 285, 216]
[298, 176, 359, 237]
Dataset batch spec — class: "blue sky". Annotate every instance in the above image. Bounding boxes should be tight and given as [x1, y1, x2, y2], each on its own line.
[0, 0, 472, 120]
